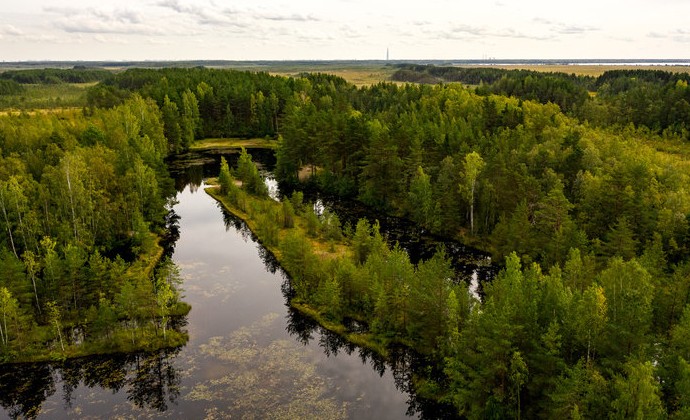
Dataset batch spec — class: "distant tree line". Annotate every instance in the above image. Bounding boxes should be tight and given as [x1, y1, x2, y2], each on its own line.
[0, 80, 23, 96]
[391, 63, 690, 137]
[0, 68, 112, 84]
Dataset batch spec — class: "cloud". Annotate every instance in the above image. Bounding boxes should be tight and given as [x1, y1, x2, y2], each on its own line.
[532, 17, 554, 25]
[94, 35, 130, 45]
[338, 24, 365, 39]
[1, 25, 24, 36]
[448, 24, 487, 38]
[156, 0, 248, 28]
[437, 24, 553, 42]
[43, 6, 80, 15]
[411, 20, 432, 27]
[260, 13, 320, 22]
[647, 29, 690, 43]
[156, 0, 195, 14]
[44, 6, 163, 35]
[672, 29, 690, 43]
[532, 18, 598, 35]
[55, 19, 165, 36]
[555, 25, 598, 35]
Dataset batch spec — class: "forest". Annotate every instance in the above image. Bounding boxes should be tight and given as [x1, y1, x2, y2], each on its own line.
[0, 83, 190, 361]
[3, 64, 690, 417]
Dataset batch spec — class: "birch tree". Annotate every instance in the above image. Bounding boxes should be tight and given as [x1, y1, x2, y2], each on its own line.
[460, 151, 485, 235]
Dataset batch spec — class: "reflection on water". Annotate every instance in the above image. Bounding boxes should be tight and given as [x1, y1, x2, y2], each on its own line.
[284, 304, 459, 419]
[0, 348, 183, 419]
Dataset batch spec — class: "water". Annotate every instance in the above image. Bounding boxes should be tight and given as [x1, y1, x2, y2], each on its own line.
[0, 148, 493, 419]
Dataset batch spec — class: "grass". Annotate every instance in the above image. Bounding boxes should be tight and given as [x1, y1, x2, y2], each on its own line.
[0, 82, 94, 110]
[268, 65, 396, 86]
[211, 62, 396, 86]
[190, 137, 278, 150]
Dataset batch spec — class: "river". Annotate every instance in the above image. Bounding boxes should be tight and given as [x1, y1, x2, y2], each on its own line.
[0, 148, 494, 419]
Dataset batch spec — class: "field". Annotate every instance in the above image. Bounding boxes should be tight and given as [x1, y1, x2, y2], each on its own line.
[0, 82, 94, 110]
[463, 64, 690, 77]
[190, 137, 277, 150]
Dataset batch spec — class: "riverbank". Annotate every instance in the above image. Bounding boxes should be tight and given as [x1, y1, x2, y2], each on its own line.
[205, 185, 394, 357]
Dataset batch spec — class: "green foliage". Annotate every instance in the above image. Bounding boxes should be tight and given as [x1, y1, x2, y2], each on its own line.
[611, 361, 665, 420]
[407, 166, 439, 231]
[289, 191, 304, 214]
[0, 68, 111, 84]
[320, 209, 343, 241]
[305, 207, 320, 238]
[315, 275, 342, 322]
[0, 91, 187, 361]
[236, 147, 268, 197]
[280, 198, 295, 229]
[279, 230, 318, 300]
[0, 80, 23, 95]
[218, 156, 233, 195]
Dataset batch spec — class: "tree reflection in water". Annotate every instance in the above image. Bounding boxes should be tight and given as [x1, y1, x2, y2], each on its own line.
[0, 347, 183, 419]
[283, 287, 460, 420]
[0, 363, 56, 419]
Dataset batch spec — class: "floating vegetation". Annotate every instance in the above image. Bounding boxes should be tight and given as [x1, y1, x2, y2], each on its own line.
[187, 313, 347, 419]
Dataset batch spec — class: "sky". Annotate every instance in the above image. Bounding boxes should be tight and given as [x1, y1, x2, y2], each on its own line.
[1, 0, 690, 61]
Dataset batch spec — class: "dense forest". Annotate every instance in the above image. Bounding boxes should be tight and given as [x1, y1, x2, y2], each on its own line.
[3, 65, 690, 417]
[0, 85, 190, 361]
[392, 64, 690, 137]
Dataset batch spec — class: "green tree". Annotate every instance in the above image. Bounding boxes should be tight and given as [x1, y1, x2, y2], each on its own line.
[155, 278, 175, 339]
[45, 300, 65, 352]
[180, 88, 200, 147]
[510, 351, 528, 420]
[605, 216, 638, 260]
[161, 95, 182, 153]
[22, 250, 41, 314]
[63, 243, 86, 311]
[0, 287, 19, 347]
[597, 258, 654, 361]
[547, 360, 609, 419]
[611, 361, 665, 420]
[280, 198, 295, 229]
[407, 166, 439, 231]
[315, 276, 342, 321]
[572, 285, 608, 363]
[460, 151, 485, 235]
[92, 295, 117, 339]
[236, 147, 268, 197]
[218, 156, 233, 195]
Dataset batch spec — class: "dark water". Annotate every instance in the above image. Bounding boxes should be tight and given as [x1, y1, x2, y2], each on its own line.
[0, 148, 495, 419]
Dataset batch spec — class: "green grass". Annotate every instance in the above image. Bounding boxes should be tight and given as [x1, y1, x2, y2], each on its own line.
[0, 82, 94, 110]
[190, 137, 278, 150]
[216, 62, 397, 86]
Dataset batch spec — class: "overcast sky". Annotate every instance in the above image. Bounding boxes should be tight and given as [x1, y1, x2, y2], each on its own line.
[2, 0, 689, 61]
